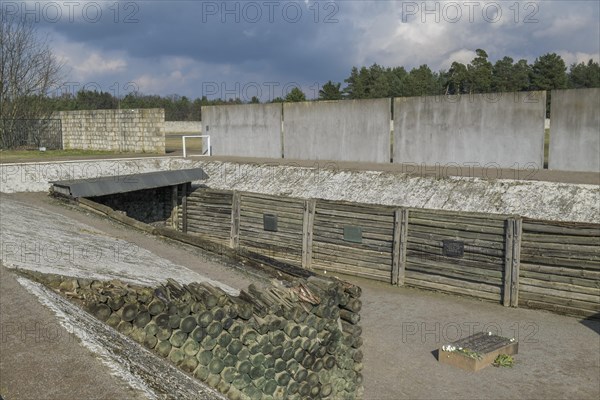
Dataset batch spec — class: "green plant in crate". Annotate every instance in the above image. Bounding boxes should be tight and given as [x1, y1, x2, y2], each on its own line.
[493, 354, 515, 368]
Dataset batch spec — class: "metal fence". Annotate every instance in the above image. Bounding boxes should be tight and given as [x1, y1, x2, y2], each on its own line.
[0, 118, 62, 150]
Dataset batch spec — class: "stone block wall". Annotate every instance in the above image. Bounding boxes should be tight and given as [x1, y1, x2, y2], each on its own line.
[58, 108, 165, 153]
[165, 121, 203, 134]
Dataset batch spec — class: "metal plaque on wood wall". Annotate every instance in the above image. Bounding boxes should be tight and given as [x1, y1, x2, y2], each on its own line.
[343, 226, 363, 243]
[443, 240, 464, 257]
[263, 213, 278, 232]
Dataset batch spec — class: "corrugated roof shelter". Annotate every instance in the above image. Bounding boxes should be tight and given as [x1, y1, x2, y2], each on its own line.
[51, 168, 207, 198]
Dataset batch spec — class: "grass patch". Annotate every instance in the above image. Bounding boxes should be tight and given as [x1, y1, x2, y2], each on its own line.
[166, 134, 203, 154]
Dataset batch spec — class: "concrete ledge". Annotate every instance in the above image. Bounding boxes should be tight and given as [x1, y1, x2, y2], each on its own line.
[2, 158, 597, 223]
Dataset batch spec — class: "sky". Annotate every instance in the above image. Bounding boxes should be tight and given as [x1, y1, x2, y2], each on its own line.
[5, 0, 600, 101]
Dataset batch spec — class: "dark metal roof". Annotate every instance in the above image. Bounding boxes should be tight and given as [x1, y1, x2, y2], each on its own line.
[51, 168, 207, 198]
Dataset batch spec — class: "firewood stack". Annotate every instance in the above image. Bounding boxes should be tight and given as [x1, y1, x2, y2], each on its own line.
[22, 271, 364, 400]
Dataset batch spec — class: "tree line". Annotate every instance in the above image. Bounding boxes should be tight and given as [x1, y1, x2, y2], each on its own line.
[46, 49, 598, 121]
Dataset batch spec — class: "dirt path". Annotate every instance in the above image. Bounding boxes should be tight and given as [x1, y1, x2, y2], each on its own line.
[1, 193, 599, 399]
[0, 265, 146, 400]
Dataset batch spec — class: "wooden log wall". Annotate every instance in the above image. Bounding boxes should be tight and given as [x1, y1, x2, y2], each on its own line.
[404, 209, 508, 303]
[311, 200, 396, 283]
[519, 219, 600, 318]
[178, 187, 600, 318]
[238, 193, 305, 267]
[184, 188, 234, 246]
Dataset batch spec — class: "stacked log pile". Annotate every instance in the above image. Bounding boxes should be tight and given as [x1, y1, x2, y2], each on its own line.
[22, 271, 364, 400]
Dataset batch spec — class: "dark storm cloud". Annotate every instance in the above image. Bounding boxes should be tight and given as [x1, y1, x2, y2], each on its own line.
[5, 0, 598, 97]
[39, 0, 356, 82]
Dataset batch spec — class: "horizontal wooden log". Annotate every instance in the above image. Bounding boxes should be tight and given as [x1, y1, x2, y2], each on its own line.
[186, 204, 232, 213]
[78, 198, 113, 215]
[406, 261, 503, 285]
[407, 235, 505, 255]
[522, 221, 600, 237]
[518, 291, 600, 313]
[316, 198, 396, 214]
[240, 217, 303, 231]
[520, 263, 600, 280]
[187, 195, 233, 204]
[314, 219, 394, 236]
[519, 277, 600, 296]
[312, 262, 391, 283]
[520, 246, 600, 261]
[518, 298, 600, 319]
[408, 211, 507, 228]
[312, 237, 392, 255]
[239, 228, 303, 243]
[406, 243, 504, 265]
[313, 241, 392, 261]
[518, 283, 600, 304]
[187, 192, 232, 201]
[240, 196, 305, 210]
[408, 217, 506, 235]
[407, 224, 504, 242]
[522, 232, 600, 246]
[314, 225, 394, 242]
[407, 230, 504, 251]
[185, 213, 231, 223]
[404, 277, 500, 302]
[185, 230, 229, 241]
[409, 208, 509, 221]
[240, 209, 304, 222]
[239, 238, 302, 254]
[315, 208, 394, 223]
[313, 249, 391, 271]
[519, 254, 600, 270]
[339, 309, 360, 324]
[405, 271, 502, 296]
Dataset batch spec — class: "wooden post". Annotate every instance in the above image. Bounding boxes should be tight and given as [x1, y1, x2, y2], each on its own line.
[392, 209, 409, 286]
[230, 191, 241, 249]
[302, 199, 316, 269]
[510, 218, 522, 307]
[171, 185, 178, 229]
[181, 183, 188, 234]
[504, 218, 522, 307]
[503, 219, 514, 307]
[400, 209, 409, 286]
[392, 210, 401, 285]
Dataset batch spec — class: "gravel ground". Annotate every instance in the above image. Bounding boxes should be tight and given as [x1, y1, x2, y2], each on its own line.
[1, 193, 599, 400]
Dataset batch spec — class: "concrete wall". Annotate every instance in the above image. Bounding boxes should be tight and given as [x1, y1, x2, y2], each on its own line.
[59, 109, 165, 153]
[164, 121, 202, 134]
[393, 92, 546, 168]
[202, 103, 282, 158]
[283, 99, 391, 163]
[549, 88, 600, 172]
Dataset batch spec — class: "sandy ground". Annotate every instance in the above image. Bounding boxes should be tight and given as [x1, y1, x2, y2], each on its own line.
[1, 193, 599, 399]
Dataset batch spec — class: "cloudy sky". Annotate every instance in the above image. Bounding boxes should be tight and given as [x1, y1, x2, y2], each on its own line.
[8, 0, 599, 100]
